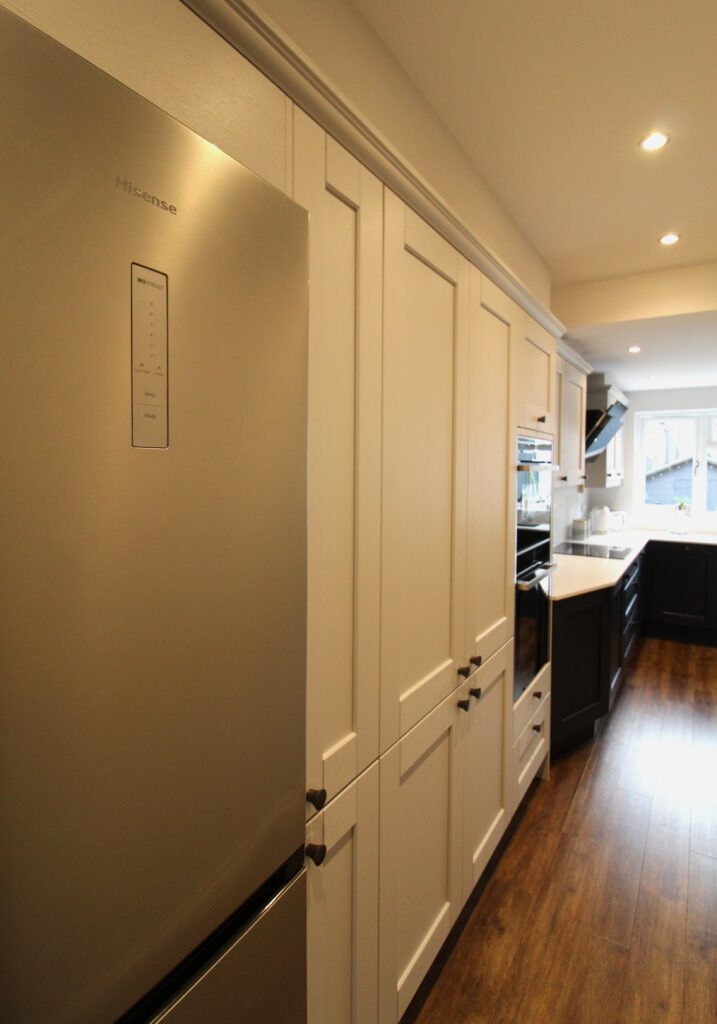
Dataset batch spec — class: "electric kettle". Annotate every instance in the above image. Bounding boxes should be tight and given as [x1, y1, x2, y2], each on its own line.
[590, 506, 611, 533]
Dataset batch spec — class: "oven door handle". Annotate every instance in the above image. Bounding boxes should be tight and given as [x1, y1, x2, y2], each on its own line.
[516, 463, 561, 473]
[516, 563, 558, 591]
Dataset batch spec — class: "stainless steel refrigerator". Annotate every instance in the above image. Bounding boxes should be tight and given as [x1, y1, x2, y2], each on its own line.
[0, 8, 308, 1022]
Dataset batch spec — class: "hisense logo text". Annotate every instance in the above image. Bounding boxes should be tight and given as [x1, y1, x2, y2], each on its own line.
[116, 176, 177, 215]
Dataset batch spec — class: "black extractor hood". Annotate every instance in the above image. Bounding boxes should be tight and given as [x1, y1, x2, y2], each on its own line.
[585, 374, 629, 458]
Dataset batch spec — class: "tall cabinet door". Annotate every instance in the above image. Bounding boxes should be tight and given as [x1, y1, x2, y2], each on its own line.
[466, 271, 517, 665]
[556, 358, 587, 487]
[294, 111, 382, 809]
[462, 642, 515, 902]
[306, 765, 379, 1024]
[378, 691, 464, 1023]
[380, 191, 469, 749]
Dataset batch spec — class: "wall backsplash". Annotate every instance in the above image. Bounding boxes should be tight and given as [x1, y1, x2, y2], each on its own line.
[553, 484, 588, 544]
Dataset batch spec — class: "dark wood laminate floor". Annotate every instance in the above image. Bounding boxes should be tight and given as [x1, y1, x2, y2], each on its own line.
[408, 637, 717, 1024]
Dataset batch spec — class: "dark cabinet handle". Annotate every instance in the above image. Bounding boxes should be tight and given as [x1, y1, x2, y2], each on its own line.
[306, 788, 327, 811]
[559, 475, 568, 482]
[469, 687, 482, 700]
[532, 724, 542, 733]
[533, 691, 543, 699]
[457, 699, 471, 712]
[457, 666, 472, 678]
[537, 415, 547, 423]
[305, 843, 327, 866]
[470, 656, 482, 668]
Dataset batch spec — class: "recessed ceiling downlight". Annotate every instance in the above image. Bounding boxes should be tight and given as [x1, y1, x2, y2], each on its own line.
[640, 131, 669, 152]
[628, 346, 641, 353]
[660, 232, 680, 246]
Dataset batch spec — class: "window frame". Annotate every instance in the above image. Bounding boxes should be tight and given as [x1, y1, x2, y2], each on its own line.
[634, 408, 717, 528]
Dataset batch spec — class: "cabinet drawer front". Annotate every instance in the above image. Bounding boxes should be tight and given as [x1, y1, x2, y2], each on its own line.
[514, 694, 550, 803]
[513, 662, 551, 743]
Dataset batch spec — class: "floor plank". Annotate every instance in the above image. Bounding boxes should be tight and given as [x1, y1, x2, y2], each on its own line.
[683, 852, 717, 1024]
[618, 887, 687, 1024]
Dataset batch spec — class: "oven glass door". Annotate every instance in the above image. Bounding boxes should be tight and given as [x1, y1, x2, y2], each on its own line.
[514, 561, 553, 701]
[516, 436, 554, 532]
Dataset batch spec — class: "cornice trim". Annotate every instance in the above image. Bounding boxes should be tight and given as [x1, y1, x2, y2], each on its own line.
[557, 338, 593, 375]
[181, 0, 567, 338]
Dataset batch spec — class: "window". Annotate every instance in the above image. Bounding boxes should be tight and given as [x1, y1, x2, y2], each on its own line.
[636, 410, 717, 522]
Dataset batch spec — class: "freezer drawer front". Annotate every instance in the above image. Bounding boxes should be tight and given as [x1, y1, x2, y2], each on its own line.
[154, 872, 306, 1024]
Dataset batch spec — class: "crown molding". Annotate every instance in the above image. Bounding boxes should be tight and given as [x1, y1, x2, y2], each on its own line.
[557, 339, 593, 375]
[182, 0, 567, 339]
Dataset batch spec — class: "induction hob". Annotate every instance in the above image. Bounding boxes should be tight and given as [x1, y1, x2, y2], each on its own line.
[554, 542, 631, 560]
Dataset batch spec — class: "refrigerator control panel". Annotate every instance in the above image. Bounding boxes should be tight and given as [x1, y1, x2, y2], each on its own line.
[131, 263, 168, 448]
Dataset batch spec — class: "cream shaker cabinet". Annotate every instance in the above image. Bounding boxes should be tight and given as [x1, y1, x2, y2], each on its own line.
[466, 271, 517, 665]
[293, 111, 382, 812]
[306, 764, 379, 1024]
[380, 190, 469, 750]
[517, 315, 557, 434]
[461, 641, 515, 901]
[378, 689, 464, 1024]
[555, 356, 587, 487]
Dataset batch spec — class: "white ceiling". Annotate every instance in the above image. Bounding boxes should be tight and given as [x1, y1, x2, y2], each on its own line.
[350, 0, 717, 287]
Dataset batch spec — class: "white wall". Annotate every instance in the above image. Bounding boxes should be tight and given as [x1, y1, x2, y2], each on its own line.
[553, 484, 588, 544]
[589, 385, 717, 527]
[553, 259, 717, 329]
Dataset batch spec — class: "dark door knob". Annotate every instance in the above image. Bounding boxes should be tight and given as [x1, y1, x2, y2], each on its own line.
[469, 687, 482, 700]
[306, 788, 327, 811]
[457, 699, 471, 712]
[305, 843, 327, 866]
[533, 691, 543, 699]
[457, 666, 471, 678]
[470, 656, 482, 668]
[532, 724, 542, 733]
[537, 415, 547, 423]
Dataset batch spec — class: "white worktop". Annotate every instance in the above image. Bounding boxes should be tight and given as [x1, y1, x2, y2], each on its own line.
[552, 528, 717, 601]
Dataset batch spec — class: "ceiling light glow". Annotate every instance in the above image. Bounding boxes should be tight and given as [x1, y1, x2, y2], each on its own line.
[660, 232, 680, 246]
[628, 346, 641, 353]
[640, 131, 669, 152]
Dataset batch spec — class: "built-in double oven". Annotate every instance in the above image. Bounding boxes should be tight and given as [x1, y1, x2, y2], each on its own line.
[514, 435, 557, 702]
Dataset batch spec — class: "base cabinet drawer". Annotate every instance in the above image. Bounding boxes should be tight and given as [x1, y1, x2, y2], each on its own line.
[514, 694, 550, 804]
[306, 765, 379, 1024]
[512, 662, 551, 743]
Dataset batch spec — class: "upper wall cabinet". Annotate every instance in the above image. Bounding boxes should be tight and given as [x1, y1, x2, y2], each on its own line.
[293, 111, 382, 810]
[465, 272, 517, 664]
[380, 191, 470, 750]
[555, 357, 587, 487]
[517, 315, 557, 434]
